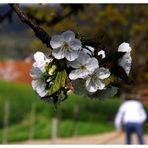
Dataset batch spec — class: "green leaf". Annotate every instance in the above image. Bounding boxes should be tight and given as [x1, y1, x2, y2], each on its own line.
[100, 51, 126, 64]
[48, 70, 67, 96]
[112, 65, 132, 85]
[89, 86, 119, 100]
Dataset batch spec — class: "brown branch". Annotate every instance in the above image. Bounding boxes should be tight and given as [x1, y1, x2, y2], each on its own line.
[9, 4, 51, 48]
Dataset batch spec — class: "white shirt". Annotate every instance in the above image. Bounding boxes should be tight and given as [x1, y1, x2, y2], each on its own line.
[114, 100, 147, 129]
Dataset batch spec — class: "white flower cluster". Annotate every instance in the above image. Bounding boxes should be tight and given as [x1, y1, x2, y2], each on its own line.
[30, 30, 132, 102]
[30, 52, 53, 97]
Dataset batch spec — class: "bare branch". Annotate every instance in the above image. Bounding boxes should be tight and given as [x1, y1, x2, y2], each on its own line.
[9, 4, 51, 48]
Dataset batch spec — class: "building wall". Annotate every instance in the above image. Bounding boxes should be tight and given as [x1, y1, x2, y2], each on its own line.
[0, 59, 33, 84]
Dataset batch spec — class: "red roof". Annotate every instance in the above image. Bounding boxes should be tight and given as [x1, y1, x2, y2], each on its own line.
[0, 59, 33, 84]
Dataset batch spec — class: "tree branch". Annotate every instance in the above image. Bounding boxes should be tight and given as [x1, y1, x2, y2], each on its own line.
[9, 4, 51, 48]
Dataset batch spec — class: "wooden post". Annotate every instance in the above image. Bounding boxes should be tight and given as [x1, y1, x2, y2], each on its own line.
[29, 103, 36, 141]
[51, 117, 58, 144]
[56, 107, 61, 137]
[72, 105, 79, 137]
[2, 101, 10, 144]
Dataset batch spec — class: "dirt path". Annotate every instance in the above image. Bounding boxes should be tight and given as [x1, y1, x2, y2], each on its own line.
[17, 132, 148, 145]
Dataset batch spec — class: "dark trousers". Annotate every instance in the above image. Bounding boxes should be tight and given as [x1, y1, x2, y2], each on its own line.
[124, 122, 144, 144]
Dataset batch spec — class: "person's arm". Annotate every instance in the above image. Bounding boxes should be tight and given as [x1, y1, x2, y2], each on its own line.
[139, 104, 147, 123]
[114, 104, 125, 131]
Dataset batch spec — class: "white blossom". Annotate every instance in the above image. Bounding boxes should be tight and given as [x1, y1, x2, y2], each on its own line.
[30, 66, 43, 79]
[68, 51, 99, 80]
[85, 67, 110, 92]
[33, 51, 52, 73]
[29, 29, 133, 101]
[50, 30, 81, 61]
[118, 42, 131, 53]
[98, 50, 106, 59]
[30, 66, 48, 97]
[32, 78, 48, 97]
[83, 46, 94, 56]
[118, 42, 132, 75]
[30, 51, 52, 97]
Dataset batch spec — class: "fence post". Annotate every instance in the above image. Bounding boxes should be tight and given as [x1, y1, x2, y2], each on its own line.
[29, 103, 36, 141]
[2, 101, 10, 144]
[51, 117, 58, 144]
[72, 104, 79, 137]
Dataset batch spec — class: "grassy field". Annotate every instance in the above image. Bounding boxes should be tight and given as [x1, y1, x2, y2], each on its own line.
[1, 80, 147, 143]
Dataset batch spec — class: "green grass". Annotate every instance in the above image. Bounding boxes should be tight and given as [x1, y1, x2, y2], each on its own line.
[60, 120, 114, 137]
[0, 119, 114, 143]
[0, 80, 122, 143]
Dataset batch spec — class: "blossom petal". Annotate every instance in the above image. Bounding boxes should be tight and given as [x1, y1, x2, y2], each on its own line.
[32, 79, 48, 97]
[32, 80, 38, 91]
[96, 67, 110, 79]
[118, 42, 131, 52]
[77, 51, 90, 64]
[62, 30, 75, 42]
[119, 57, 132, 75]
[33, 62, 45, 73]
[69, 39, 81, 50]
[36, 84, 48, 97]
[50, 35, 63, 48]
[52, 47, 65, 59]
[68, 51, 98, 80]
[86, 76, 105, 92]
[83, 46, 94, 55]
[96, 80, 105, 90]
[98, 50, 106, 59]
[30, 66, 43, 78]
[34, 52, 46, 63]
[66, 60, 79, 68]
[85, 58, 99, 72]
[118, 50, 132, 75]
[32, 79, 44, 91]
[69, 69, 89, 80]
[65, 49, 79, 61]
[38, 89, 48, 97]
[85, 77, 98, 92]
[67, 51, 90, 68]
[66, 60, 80, 68]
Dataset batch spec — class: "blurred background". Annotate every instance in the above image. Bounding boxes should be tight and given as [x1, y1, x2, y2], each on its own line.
[0, 4, 148, 144]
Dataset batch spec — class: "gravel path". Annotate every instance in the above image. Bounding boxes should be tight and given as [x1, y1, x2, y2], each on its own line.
[17, 132, 148, 145]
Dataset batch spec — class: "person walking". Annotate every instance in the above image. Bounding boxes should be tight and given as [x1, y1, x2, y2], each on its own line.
[114, 94, 147, 144]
